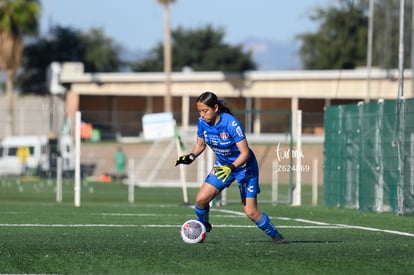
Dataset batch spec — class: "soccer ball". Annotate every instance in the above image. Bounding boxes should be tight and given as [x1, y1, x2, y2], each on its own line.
[180, 220, 206, 244]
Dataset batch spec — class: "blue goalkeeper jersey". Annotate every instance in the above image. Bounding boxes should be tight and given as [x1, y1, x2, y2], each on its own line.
[197, 112, 248, 165]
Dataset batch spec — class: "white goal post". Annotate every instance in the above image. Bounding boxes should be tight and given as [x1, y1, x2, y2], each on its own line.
[74, 111, 81, 207]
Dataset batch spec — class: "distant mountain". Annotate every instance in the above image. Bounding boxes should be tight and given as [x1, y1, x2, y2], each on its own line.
[119, 47, 147, 62]
[242, 38, 303, 71]
[120, 38, 303, 72]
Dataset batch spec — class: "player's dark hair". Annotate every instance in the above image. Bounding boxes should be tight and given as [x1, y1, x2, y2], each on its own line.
[196, 91, 232, 115]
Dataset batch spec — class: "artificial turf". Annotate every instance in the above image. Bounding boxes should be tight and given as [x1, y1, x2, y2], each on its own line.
[1, 179, 413, 274]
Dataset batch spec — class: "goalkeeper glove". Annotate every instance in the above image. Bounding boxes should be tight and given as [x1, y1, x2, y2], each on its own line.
[214, 164, 236, 182]
[175, 153, 195, 166]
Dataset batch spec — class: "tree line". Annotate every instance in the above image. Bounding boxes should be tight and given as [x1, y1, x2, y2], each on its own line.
[298, 0, 413, 70]
[1, 0, 412, 94]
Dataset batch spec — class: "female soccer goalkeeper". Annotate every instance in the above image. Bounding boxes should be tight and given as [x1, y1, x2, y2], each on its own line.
[175, 91, 286, 244]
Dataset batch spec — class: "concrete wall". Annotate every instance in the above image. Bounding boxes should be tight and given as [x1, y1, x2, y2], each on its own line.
[0, 94, 65, 138]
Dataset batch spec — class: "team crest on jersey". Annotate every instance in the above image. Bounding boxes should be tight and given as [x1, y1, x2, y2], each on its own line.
[220, 132, 229, 140]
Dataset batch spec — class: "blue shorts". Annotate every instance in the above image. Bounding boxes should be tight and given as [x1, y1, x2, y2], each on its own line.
[205, 154, 260, 199]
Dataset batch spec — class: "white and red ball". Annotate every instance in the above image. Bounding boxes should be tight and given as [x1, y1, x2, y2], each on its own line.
[180, 220, 206, 244]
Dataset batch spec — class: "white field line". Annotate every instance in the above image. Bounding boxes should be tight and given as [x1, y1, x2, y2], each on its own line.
[97, 213, 244, 219]
[0, 224, 142, 227]
[213, 209, 414, 238]
[1, 209, 413, 237]
[334, 224, 414, 237]
[98, 213, 184, 217]
[0, 223, 348, 229]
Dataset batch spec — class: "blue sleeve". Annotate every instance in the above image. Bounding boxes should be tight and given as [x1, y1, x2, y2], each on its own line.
[228, 117, 245, 143]
[197, 118, 204, 138]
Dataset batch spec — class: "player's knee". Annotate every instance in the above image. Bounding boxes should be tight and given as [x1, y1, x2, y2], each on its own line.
[244, 208, 261, 221]
[195, 194, 210, 208]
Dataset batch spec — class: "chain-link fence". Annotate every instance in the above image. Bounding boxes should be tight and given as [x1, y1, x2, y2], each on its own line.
[324, 98, 414, 215]
[1, 95, 325, 205]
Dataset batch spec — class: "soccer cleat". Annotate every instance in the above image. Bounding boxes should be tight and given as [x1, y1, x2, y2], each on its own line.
[205, 222, 212, 232]
[272, 235, 287, 244]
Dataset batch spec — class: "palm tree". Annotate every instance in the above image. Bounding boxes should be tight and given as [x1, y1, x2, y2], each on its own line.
[0, 0, 40, 137]
[157, 0, 175, 113]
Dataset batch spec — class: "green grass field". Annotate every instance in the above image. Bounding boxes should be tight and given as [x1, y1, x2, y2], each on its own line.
[1, 179, 414, 275]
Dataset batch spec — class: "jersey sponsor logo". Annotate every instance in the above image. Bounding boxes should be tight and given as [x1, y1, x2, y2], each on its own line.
[236, 126, 244, 137]
[210, 136, 219, 146]
[220, 131, 229, 140]
[212, 147, 231, 156]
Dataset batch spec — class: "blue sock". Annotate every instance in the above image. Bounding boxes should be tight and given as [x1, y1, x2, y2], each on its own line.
[195, 205, 210, 226]
[255, 212, 281, 238]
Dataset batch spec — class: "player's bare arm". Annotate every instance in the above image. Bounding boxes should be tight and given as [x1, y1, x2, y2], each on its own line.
[233, 139, 250, 168]
[190, 136, 206, 158]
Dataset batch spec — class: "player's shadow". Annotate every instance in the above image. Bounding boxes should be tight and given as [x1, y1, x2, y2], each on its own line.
[203, 240, 344, 245]
[284, 240, 344, 244]
[250, 240, 344, 244]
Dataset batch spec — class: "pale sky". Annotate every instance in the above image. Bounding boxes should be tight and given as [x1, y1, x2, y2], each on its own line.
[39, 0, 335, 51]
